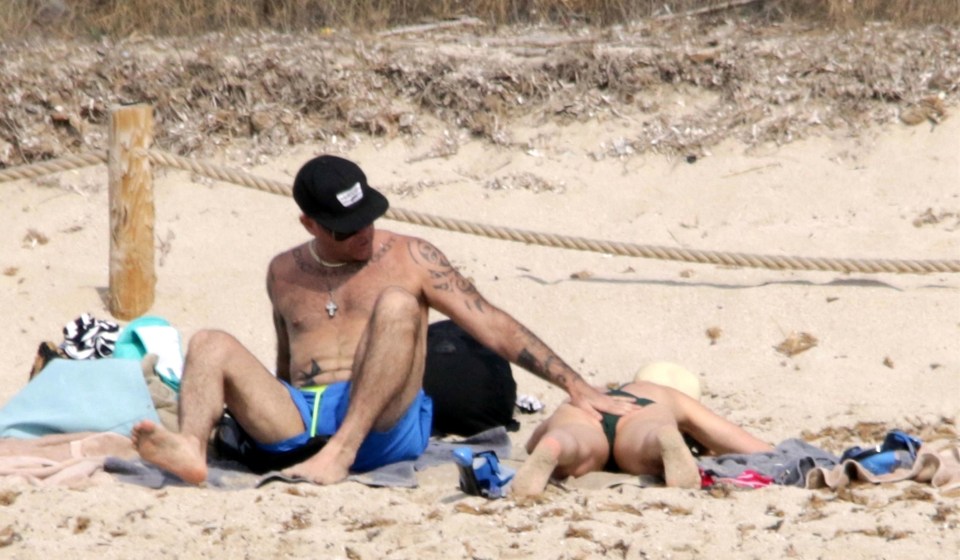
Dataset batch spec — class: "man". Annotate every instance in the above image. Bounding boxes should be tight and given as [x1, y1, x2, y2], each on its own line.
[132, 155, 636, 485]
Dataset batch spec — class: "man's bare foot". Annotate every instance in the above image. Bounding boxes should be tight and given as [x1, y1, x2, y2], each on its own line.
[511, 437, 561, 498]
[131, 420, 208, 484]
[281, 440, 354, 485]
[657, 426, 700, 489]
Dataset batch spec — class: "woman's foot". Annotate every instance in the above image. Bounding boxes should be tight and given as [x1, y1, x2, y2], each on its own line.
[511, 437, 562, 498]
[657, 426, 701, 489]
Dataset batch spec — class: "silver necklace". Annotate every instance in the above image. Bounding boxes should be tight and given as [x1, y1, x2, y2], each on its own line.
[308, 239, 348, 268]
[308, 240, 343, 318]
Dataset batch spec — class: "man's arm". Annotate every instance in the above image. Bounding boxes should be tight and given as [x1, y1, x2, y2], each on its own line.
[267, 262, 291, 383]
[407, 238, 637, 418]
[273, 309, 291, 383]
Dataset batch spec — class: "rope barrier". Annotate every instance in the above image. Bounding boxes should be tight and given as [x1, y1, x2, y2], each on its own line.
[0, 151, 107, 182]
[384, 208, 960, 274]
[4, 149, 959, 275]
[144, 150, 292, 197]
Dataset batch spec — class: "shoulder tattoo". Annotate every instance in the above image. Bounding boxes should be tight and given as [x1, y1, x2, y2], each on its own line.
[408, 239, 486, 311]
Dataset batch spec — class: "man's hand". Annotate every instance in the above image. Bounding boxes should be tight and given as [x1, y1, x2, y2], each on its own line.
[566, 379, 642, 420]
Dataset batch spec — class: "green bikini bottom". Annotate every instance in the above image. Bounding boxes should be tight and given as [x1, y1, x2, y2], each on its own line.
[601, 388, 655, 472]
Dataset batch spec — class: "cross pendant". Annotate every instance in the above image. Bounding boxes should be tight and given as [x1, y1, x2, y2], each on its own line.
[325, 300, 338, 318]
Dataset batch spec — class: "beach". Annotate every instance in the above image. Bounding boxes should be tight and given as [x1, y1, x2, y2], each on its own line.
[1, 20, 959, 559]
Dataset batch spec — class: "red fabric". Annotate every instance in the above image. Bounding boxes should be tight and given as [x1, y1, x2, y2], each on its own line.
[700, 468, 773, 489]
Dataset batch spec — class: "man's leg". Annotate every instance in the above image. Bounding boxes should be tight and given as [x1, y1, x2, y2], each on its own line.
[132, 329, 305, 483]
[283, 287, 426, 484]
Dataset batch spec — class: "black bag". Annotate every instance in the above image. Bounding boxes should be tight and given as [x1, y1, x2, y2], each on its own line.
[423, 320, 519, 436]
[214, 414, 329, 473]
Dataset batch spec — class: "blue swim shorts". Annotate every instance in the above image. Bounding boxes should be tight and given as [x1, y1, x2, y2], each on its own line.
[255, 380, 433, 473]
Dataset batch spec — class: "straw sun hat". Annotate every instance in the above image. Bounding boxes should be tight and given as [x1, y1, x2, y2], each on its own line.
[633, 362, 702, 401]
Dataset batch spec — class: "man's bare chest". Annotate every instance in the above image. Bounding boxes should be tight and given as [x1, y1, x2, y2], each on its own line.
[279, 273, 367, 328]
[276, 263, 418, 334]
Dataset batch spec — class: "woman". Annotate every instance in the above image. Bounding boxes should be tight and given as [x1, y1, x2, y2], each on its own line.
[511, 374, 773, 497]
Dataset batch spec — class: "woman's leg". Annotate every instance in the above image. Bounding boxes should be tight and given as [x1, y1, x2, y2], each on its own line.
[619, 381, 773, 455]
[674, 400, 773, 456]
[614, 408, 701, 488]
[512, 404, 608, 497]
[610, 381, 771, 487]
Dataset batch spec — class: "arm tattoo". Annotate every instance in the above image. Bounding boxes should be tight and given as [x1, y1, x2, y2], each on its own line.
[517, 348, 567, 386]
[516, 349, 541, 374]
[515, 326, 570, 386]
[544, 356, 567, 387]
[409, 239, 487, 311]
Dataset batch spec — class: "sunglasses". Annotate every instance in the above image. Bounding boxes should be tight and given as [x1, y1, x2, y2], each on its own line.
[326, 227, 362, 241]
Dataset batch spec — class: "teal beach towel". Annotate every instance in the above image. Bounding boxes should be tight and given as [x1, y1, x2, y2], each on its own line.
[0, 358, 160, 439]
[114, 315, 183, 393]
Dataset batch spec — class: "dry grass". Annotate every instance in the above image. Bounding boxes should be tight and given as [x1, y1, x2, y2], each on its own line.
[2, 0, 958, 40]
[1, 17, 956, 168]
[1, 2, 957, 169]
[785, 0, 960, 27]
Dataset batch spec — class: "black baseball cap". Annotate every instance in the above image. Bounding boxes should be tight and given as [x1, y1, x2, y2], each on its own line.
[292, 155, 389, 233]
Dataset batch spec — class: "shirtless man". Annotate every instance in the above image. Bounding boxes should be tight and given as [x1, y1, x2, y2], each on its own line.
[511, 380, 774, 497]
[132, 155, 636, 485]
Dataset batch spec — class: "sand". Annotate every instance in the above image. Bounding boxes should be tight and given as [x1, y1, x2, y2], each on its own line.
[1, 69, 959, 560]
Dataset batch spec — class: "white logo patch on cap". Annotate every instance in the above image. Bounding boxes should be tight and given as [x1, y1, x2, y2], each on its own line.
[336, 182, 364, 207]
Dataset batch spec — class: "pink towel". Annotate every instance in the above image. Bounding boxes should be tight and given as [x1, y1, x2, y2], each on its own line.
[0, 432, 136, 488]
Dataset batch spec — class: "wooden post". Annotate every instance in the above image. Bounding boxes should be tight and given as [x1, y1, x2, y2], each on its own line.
[108, 104, 155, 320]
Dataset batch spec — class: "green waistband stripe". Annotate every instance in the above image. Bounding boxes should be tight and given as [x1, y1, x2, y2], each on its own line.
[301, 385, 329, 438]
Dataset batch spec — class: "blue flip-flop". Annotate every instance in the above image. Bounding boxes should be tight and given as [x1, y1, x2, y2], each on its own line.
[453, 447, 515, 499]
[840, 430, 923, 475]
